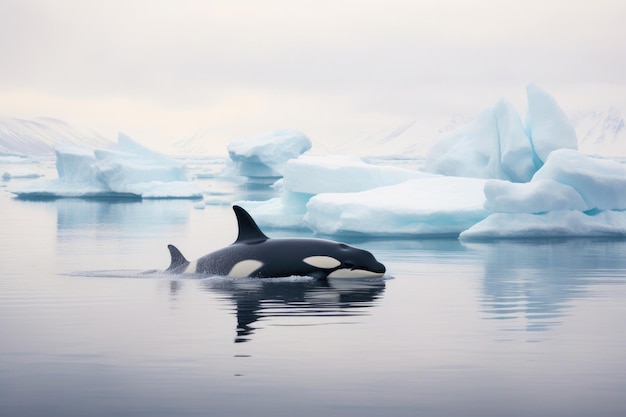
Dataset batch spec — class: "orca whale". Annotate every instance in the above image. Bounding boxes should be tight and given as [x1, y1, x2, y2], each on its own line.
[166, 205, 386, 279]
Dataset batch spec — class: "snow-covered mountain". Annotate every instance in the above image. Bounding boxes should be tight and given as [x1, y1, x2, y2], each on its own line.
[171, 121, 441, 157]
[572, 108, 626, 157]
[168, 109, 626, 159]
[3, 106, 626, 159]
[0, 116, 113, 157]
[169, 128, 219, 156]
[426, 107, 626, 159]
[324, 121, 431, 156]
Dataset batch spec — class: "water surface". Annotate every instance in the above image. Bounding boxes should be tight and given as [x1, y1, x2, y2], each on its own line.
[1, 175, 626, 416]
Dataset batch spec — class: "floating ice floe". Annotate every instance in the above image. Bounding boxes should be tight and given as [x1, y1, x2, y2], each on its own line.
[238, 154, 432, 229]
[222, 130, 312, 178]
[460, 149, 626, 239]
[12, 133, 202, 199]
[304, 176, 489, 236]
[2, 171, 43, 180]
[460, 210, 626, 239]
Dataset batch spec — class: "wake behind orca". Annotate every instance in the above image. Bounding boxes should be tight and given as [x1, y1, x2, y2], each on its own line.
[166, 205, 386, 279]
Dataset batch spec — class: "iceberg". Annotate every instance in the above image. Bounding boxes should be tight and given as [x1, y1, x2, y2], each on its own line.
[304, 176, 489, 236]
[525, 83, 578, 163]
[496, 99, 537, 183]
[222, 130, 312, 178]
[461, 149, 626, 239]
[424, 107, 503, 179]
[424, 83, 576, 182]
[237, 154, 431, 229]
[2, 171, 44, 180]
[13, 133, 202, 199]
[483, 179, 588, 213]
[283, 154, 432, 194]
[531, 149, 626, 211]
[460, 210, 626, 239]
[239, 84, 626, 239]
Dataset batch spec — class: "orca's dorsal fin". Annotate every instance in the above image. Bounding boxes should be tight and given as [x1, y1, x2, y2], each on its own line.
[166, 244, 190, 273]
[233, 205, 269, 244]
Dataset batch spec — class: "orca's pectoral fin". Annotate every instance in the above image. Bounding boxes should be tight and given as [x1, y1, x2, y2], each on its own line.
[309, 270, 330, 281]
[166, 244, 190, 274]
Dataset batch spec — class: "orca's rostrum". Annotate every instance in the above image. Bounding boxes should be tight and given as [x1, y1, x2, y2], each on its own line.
[166, 205, 386, 279]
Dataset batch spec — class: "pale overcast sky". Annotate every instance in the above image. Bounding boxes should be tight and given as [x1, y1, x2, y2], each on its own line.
[1, 0, 625, 152]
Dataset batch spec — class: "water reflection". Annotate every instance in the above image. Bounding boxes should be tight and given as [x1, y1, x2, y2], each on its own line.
[467, 239, 626, 336]
[199, 278, 386, 343]
[54, 198, 192, 230]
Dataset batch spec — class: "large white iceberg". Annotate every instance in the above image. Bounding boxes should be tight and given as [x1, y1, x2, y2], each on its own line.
[525, 83, 578, 162]
[483, 179, 588, 213]
[496, 99, 538, 182]
[304, 176, 488, 236]
[531, 149, 626, 210]
[461, 149, 626, 239]
[13, 133, 202, 199]
[237, 154, 431, 229]
[222, 130, 312, 178]
[283, 154, 432, 194]
[424, 83, 576, 182]
[304, 149, 626, 238]
[460, 210, 626, 239]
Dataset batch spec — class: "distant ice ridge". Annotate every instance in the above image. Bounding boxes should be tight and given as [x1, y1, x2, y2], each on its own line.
[222, 130, 312, 178]
[2, 171, 43, 180]
[239, 84, 626, 238]
[573, 107, 626, 156]
[13, 133, 202, 199]
[1, 153, 44, 180]
[0, 116, 112, 157]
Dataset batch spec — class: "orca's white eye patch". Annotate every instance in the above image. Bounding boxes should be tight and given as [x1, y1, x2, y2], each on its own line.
[303, 256, 341, 269]
[228, 260, 264, 277]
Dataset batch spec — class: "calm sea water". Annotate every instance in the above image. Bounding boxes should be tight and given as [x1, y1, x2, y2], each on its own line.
[1, 164, 626, 417]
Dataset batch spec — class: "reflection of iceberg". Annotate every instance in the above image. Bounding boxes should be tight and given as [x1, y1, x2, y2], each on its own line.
[55, 199, 192, 231]
[201, 278, 386, 343]
[472, 239, 626, 335]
